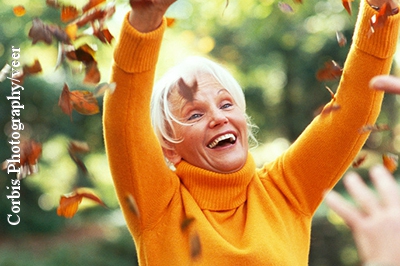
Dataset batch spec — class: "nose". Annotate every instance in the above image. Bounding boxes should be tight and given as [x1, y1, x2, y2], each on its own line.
[209, 108, 228, 128]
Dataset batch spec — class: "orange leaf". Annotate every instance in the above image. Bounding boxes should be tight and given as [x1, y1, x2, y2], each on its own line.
[342, 0, 354, 15]
[370, 2, 392, 34]
[58, 83, 73, 119]
[383, 153, 398, 173]
[65, 23, 78, 41]
[93, 28, 114, 44]
[352, 153, 367, 168]
[61, 6, 80, 22]
[166, 17, 176, 27]
[83, 62, 101, 84]
[57, 193, 83, 218]
[316, 60, 342, 81]
[57, 188, 106, 219]
[82, 0, 106, 13]
[13, 5, 26, 17]
[2, 139, 43, 180]
[13, 59, 42, 84]
[70, 90, 100, 115]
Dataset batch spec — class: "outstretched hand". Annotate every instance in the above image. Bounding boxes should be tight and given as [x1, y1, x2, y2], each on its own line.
[370, 75, 400, 94]
[129, 0, 177, 33]
[325, 166, 400, 265]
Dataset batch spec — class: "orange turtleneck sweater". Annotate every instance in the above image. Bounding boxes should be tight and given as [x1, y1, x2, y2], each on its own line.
[103, 2, 400, 265]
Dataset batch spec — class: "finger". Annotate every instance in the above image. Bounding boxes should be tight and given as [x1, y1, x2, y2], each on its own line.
[370, 75, 400, 94]
[369, 164, 400, 208]
[325, 190, 361, 226]
[343, 172, 381, 214]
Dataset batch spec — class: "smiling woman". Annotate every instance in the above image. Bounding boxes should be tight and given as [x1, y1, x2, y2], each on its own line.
[103, 0, 400, 265]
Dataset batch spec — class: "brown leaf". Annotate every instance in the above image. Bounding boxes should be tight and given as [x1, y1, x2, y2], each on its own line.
[190, 232, 202, 259]
[83, 61, 101, 84]
[70, 90, 100, 115]
[13, 59, 42, 84]
[181, 216, 196, 232]
[28, 18, 70, 45]
[359, 124, 390, 134]
[126, 193, 140, 218]
[316, 60, 343, 81]
[352, 153, 367, 168]
[58, 83, 73, 120]
[93, 28, 114, 44]
[68, 140, 90, 174]
[370, 2, 392, 34]
[336, 31, 347, 47]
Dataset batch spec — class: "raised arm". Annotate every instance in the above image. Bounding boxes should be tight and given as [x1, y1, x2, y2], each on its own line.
[262, 0, 400, 215]
[103, 0, 177, 233]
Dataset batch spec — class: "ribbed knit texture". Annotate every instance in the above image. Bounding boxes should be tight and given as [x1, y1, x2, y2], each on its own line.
[103, 2, 400, 265]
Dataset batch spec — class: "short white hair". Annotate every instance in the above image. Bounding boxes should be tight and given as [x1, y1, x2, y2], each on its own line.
[150, 56, 257, 149]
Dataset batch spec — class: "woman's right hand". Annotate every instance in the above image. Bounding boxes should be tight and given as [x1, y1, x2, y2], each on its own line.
[129, 0, 177, 33]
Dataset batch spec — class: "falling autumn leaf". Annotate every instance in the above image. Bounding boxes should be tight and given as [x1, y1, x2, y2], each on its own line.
[190, 232, 202, 259]
[181, 216, 196, 232]
[28, 18, 71, 45]
[278, 2, 294, 13]
[57, 188, 107, 218]
[68, 140, 90, 174]
[65, 44, 101, 84]
[93, 28, 114, 44]
[2, 139, 42, 180]
[382, 153, 398, 173]
[93, 82, 116, 97]
[14, 59, 42, 84]
[316, 60, 343, 81]
[359, 124, 390, 134]
[0, 64, 11, 82]
[61, 5, 80, 22]
[70, 90, 100, 115]
[82, 0, 106, 13]
[13, 5, 26, 17]
[370, 2, 392, 34]
[319, 103, 341, 116]
[336, 31, 347, 47]
[126, 193, 140, 218]
[83, 62, 101, 84]
[324, 85, 336, 100]
[166, 17, 176, 27]
[59, 83, 73, 119]
[352, 153, 367, 168]
[342, 0, 354, 15]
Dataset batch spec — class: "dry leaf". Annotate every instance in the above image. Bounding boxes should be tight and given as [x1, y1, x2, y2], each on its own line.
[61, 6, 79, 22]
[70, 90, 100, 115]
[352, 153, 367, 168]
[316, 60, 343, 81]
[359, 124, 390, 134]
[336, 31, 347, 47]
[93, 82, 116, 97]
[57, 188, 106, 218]
[59, 83, 73, 119]
[126, 193, 140, 218]
[383, 153, 398, 173]
[342, 0, 354, 15]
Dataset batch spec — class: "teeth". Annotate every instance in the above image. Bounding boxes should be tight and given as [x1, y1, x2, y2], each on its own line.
[208, 134, 236, 148]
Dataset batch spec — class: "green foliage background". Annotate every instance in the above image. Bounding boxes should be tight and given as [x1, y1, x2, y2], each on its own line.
[1, 0, 400, 265]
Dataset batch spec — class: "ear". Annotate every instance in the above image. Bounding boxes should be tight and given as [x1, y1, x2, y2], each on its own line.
[162, 146, 182, 165]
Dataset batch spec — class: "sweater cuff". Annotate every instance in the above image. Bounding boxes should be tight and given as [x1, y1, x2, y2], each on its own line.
[113, 12, 166, 73]
[353, 0, 400, 59]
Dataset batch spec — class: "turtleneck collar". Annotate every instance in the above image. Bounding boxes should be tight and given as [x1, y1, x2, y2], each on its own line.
[175, 153, 256, 211]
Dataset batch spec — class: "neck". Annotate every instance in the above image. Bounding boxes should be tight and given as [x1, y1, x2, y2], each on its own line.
[175, 154, 256, 210]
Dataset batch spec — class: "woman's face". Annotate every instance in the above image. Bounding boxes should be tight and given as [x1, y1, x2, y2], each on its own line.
[165, 73, 249, 173]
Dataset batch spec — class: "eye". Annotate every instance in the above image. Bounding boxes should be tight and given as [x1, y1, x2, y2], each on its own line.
[188, 113, 203, 121]
[221, 102, 233, 109]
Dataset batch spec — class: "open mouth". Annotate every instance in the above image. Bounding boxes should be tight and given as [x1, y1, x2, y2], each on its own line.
[207, 133, 237, 149]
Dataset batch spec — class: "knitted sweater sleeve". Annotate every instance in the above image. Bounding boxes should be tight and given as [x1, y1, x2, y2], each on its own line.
[103, 15, 178, 232]
[259, 1, 400, 215]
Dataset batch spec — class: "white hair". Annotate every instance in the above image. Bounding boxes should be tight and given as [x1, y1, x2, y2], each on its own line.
[150, 56, 257, 149]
